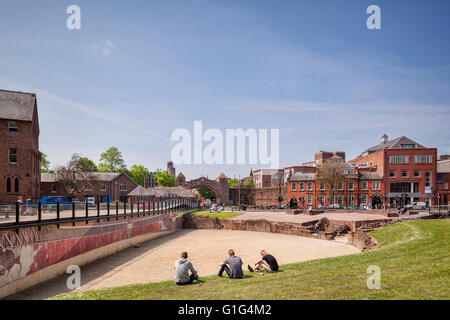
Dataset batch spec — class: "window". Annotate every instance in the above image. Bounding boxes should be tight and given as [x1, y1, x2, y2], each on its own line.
[51, 184, 57, 193]
[389, 155, 409, 164]
[361, 195, 367, 204]
[338, 182, 343, 190]
[444, 183, 449, 190]
[100, 182, 106, 191]
[425, 171, 432, 187]
[320, 195, 325, 206]
[400, 144, 416, 149]
[14, 178, 19, 193]
[299, 183, 304, 191]
[85, 184, 93, 191]
[307, 194, 312, 205]
[389, 171, 396, 178]
[348, 194, 354, 206]
[337, 195, 343, 206]
[414, 170, 421, 178]
[414, 155, 432, 164]
[307, 182, 313, 191]
[348, 181, 354, 190]
[362, 181, 368, 190]
[6, 177, 11, 193]
[320, 181, 325, 190]
[372, 181, 380, 190]
[120, 183, 127, 191]
[8, 148, 17, 163]
[8, 123, 18, 132]
[291, 183, 297, 192]
[401, 170, 408, 178]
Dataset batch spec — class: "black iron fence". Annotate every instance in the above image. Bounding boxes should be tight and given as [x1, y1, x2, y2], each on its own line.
[0, 197, 199, 233]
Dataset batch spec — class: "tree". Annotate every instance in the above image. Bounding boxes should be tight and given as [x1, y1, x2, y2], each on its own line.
[79, 157, 97, 172]
[153, 169, 175, 187]
[129, 165, 149, 186]
[242, 176, 254, 189]
[228, 178, 239, 188]
[55, 153, 96, 200]
[98, 147, 127, 172]
[196, 187, 215, 200]
[316, 161, 352, 205]
[40, 152, 51, 173]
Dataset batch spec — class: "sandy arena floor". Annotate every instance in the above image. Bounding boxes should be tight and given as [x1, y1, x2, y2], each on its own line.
[7, 229, 360, 300]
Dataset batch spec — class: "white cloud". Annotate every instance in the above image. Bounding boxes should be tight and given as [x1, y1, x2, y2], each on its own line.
[92, 40, 116, 57]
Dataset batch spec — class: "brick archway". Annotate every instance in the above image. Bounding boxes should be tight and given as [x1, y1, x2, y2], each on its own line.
[176, 175, 230, 204]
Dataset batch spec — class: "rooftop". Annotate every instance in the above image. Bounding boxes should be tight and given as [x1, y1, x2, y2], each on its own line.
[0, 89, 37, 121]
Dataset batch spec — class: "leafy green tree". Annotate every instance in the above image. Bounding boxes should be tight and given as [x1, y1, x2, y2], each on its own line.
[196, 187, 215, 200]
[129, 165, 149, 186]
[153, 169, 175, 187]
[40, 152, 51, 173]
[228, 178, 239, 188]
[243, 176, 254, 189]
[79, 157, 97, 172]
[98, 147, 127, 172]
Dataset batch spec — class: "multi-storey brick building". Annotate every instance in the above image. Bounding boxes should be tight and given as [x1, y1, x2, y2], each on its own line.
[41, 172, 138, 203]
[349, 135, 438, 207]
[437, 158, 450, 205]
[0, 90, 40, 203]
[253, 169, 284, 188]
[287, 163, 384, 208]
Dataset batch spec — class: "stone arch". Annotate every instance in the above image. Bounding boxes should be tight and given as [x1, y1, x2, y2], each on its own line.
[176, 174, 230, 204]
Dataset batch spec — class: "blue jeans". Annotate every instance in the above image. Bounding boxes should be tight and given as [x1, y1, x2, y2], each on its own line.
[176, 274, 195, 286]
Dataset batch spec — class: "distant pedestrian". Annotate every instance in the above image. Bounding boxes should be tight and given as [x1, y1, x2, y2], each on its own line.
[315, 221, 320, 236]
[174, 251, 198, 285]
[218, 249, 244, 279]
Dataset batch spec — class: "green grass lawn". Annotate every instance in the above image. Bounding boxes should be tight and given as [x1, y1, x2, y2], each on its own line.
[192, 210, 243, 219]
[53, 219, 449, 300]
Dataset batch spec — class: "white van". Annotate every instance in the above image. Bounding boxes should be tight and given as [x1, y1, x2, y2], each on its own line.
[406, 202, 426, 210]
[86, 197, 96, 207]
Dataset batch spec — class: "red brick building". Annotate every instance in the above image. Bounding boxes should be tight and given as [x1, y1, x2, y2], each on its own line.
[0, 90, 40, 203]
[437, 158, 450, 205]
[287, 164, 384, 208]
[253, 169, 284, 188]
[41, 172, 138, 203]
[349, 135, 438, 207]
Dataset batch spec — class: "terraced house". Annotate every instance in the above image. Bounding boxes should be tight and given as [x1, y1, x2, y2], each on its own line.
[0, 90, 40, 203]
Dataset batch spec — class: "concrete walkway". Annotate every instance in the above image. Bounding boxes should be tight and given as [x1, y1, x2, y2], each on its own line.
[6, 229, 360, 300]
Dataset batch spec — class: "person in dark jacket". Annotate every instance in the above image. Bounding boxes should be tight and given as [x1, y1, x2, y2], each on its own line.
[248, 250, 279, 273]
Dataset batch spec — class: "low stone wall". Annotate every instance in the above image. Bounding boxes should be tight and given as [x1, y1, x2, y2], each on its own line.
[0, 212, 184, 298]
[348, 231, 378, 252]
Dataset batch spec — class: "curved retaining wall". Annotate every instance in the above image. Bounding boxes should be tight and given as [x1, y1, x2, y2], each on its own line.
[0, 213, 184, 299]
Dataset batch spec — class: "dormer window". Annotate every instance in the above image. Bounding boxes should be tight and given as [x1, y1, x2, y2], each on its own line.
[400, 144, 416, 149]
[8, 123, 18, 132]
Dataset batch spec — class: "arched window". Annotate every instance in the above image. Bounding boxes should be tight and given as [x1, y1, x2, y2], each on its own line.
[14, 178, 19, 193]
[6, 177, 11, 193]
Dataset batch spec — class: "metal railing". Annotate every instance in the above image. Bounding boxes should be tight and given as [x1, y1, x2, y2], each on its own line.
[0, 197, 199, 233]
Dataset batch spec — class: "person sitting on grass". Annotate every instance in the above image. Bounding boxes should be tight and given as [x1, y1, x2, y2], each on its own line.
[218, 249, 244, 279]
[174, 251, 198, 285]
[248, 250, 279, 273]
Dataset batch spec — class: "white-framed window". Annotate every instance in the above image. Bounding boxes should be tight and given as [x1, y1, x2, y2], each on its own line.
[307, 194, 312, 205]
[320, 195, 325, 206]
[338, 182, 343, 190]
[348, 194, 354, 206]
[425, 171, 432, 187]
[85, 184, 93, 191]
[414, 155, 432, 164]
[389, 171, 396, 178]
[361, 195, 367, 204]
[320, 181, 325, 190]
[100, 182, 106, 191]
[299, 183, 304, 191]
[401, 170, 408, 178]
[362, 181, 368, 190]
[120, 183, 127, 191]
[51, 184, 57, 193]
[8, 148, 17, 164]
[348, 181, 354, 190]
[400, 144, 416, 149]
[372, 181, 381, 190]
[8, 123, 18, 132]
[307, 182, 313, 191]
[414, 170, 421, 178]
[389, 155, 409, 164]
[291, 183, 297, 192]
[444, 183, 449, 190]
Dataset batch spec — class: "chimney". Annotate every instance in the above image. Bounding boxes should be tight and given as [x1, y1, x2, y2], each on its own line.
[144, 177, 149, 189]
[381, 134, 388, 144]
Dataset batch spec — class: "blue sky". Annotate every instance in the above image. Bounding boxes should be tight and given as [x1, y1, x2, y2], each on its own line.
[1, 0, 449, 179]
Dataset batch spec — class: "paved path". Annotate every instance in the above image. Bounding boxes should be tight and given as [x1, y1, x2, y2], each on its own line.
[6, 229, 360, 300]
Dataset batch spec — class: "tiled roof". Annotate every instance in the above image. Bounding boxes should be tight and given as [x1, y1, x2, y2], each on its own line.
[288, 173, 316, 182]
[0, 89, 36, 121]
[359, 136, 425, 157]
[41, 172, 124, 182]
[127, 186, 196, 198]
[359, 172, 383, 180]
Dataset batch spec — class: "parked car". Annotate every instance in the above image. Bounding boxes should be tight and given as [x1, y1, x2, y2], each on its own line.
[86, 197, 96, 207]
[327, 204, 341, 209]
[406, 202, 426, 210]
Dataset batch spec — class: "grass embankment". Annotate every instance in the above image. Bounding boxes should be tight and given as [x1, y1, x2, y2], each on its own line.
[53, 220, 449, 300]
[192, 210, 243, 219]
